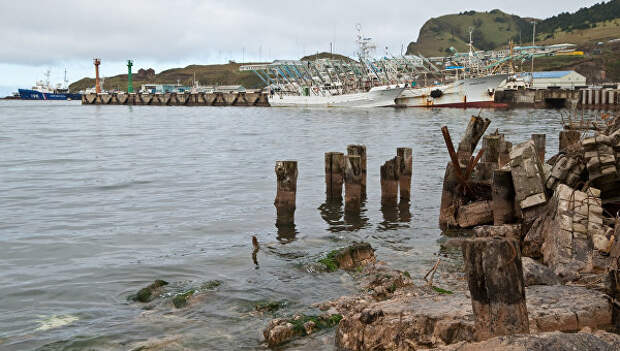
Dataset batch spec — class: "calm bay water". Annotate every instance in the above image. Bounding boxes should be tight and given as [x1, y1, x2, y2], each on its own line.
[0, 101, 569, 350]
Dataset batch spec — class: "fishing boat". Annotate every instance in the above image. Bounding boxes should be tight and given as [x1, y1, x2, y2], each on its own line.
[395, 74, 509, 108]
[268, 84, 405, 107]
[18, 69, 81, 101]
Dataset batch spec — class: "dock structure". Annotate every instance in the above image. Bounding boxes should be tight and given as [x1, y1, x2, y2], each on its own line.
[81, 92, 270, 106]
[496, 87, 620, 109]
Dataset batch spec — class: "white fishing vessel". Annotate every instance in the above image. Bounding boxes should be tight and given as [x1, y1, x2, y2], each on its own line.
[396, 74, 508, 108]
[268, 84, 405, 107]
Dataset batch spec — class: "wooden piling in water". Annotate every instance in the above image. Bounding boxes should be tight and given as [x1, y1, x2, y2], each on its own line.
[380, 156, 401, 206]
[462, 237, 529, 341]
[344, 155, 362, 214]
[274, 161, 298, 227]
[397, 147, 412, 201]
[498, 137, 512, 168]
[325, 152, 345, 201]
[531, 134, 546, 163]
[491, 169, 515, 225]
[559, 130, 581, 152]
[347, 145, 367, 198]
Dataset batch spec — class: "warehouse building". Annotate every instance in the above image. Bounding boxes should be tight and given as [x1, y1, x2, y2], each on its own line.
[530, 71, 586, 89]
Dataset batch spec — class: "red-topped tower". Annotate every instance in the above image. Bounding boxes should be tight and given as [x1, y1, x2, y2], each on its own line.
[93, 58, 101, 94]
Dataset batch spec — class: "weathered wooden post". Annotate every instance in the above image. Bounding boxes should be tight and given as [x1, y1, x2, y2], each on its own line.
[325, 152, 345, 201]
[380, 156, 401, 207]
[498, 137, 512, 168]
[531, 134, 546, 163]
[609, 230, 620, 328]
[457, 116, 491, 167]
[559, 130, 581, 152]
[462, 237, 529, 341]
[344, 155, 362, 214]
[397, 147, 412, 201]
[491, 170, 515, 225]
[482, 135, 501, 165]
[347, 145, 367, 198]
[274, 161, 298, 227]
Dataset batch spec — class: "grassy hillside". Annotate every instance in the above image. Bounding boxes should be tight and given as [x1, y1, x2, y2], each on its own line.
[406, 9, 530, 57]
[301, 52, 357, 62]
[69, 62, 266, 92]
[407, 1, 620, 57]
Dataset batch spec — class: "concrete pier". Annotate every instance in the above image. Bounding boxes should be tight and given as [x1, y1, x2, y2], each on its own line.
[495, 87, 619, 110]
[82, 92, 270, 106]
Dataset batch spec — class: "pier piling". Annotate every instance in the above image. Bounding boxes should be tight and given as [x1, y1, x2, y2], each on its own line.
[380, 156, 401, 207]
[463, 237, 529, 340]
[274, 161, 298, 227]
[559, 130, 581, 152]
[347, 145, 367, 198]
[397, 147, 413, 201]
[491, 169, 515, 225]
[325, 152, 345, 201]
[344, 155, 362, 214]
[531, 134, 546, 163]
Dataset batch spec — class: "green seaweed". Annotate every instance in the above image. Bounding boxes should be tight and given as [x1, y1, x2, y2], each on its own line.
[403, 271, 411, 279]
[172, 289, 196, 308]
[131, 279, 169, 302]
[387, 283, 397, 294]
[318, 249, 341, 272]
[200, 280, 222, 290]
[255, 300, 287, 313]
[289, 314, 343, 336]
[432, 286, 454, 295]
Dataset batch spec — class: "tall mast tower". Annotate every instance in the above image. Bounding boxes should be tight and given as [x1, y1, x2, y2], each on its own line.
[127, 60, 134, 93]
[93, 58, 101, 94]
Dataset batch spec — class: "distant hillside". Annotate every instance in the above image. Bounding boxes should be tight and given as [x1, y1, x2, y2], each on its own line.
[406, 9, 531, 57]
[301, 52, 357, 62]
[406, 1, 620, 57]
[69, 62, 265, 92]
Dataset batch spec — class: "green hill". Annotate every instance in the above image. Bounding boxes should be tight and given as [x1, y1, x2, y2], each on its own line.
[406, 9, 531, 57]
[69, 62, 266, 92]
[301, 52, 357, 62]
[406, 1, 620, 57]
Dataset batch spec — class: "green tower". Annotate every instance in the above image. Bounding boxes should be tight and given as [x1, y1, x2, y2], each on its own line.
[127, 60, 134, 93]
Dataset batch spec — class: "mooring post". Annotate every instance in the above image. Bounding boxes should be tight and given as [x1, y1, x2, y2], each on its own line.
[559, 130, 581, 152]
[482, 135, 500, 165]
[462, 237, 529, 341]
[531, 134, 546, 163]
[380, 156, 401, 207]
[397, 147, 412, 201]
[325, 152, 345, 201]
[344, 155, 362, 214]
[274, 161, 298, 227]
[347, 145, 367, 198]
[491, 169, 515, 225]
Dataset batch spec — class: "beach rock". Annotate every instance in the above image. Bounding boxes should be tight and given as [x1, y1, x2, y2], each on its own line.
[473, 224, 521, 239]
[521, 257, 560, 286]
[318, 242, 376, 272]
[456, 201, 493, 228]
[263, 313, 343, 347]
[131, 279, 168, 303]
[428, 330, 620, 351]
[334, 285, 612, 350]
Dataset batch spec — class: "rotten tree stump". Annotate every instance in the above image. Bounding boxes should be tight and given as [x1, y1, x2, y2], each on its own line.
[380, 156, 401, 206]
[344, 155, 362, 214]
[531, 134, 546, 164]
[347, 145, 367, 198]
[463, 237, 529, 341]
[457, 116, 491, 167]
[492, 169, 515, 225]
[274, 161, 298, 227]
[325, 152, 345, 201]
[559, 130, 581, 152]
[397, 147, 412, 201]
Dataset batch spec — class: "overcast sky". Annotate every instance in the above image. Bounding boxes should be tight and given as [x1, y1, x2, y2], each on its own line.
[0, 0, 601, 95]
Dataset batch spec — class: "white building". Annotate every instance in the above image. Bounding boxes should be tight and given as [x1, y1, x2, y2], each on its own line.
[531, 71, 586, 89]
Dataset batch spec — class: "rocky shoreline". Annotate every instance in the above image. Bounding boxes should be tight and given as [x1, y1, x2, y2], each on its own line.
[260, 112, 620, 350]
